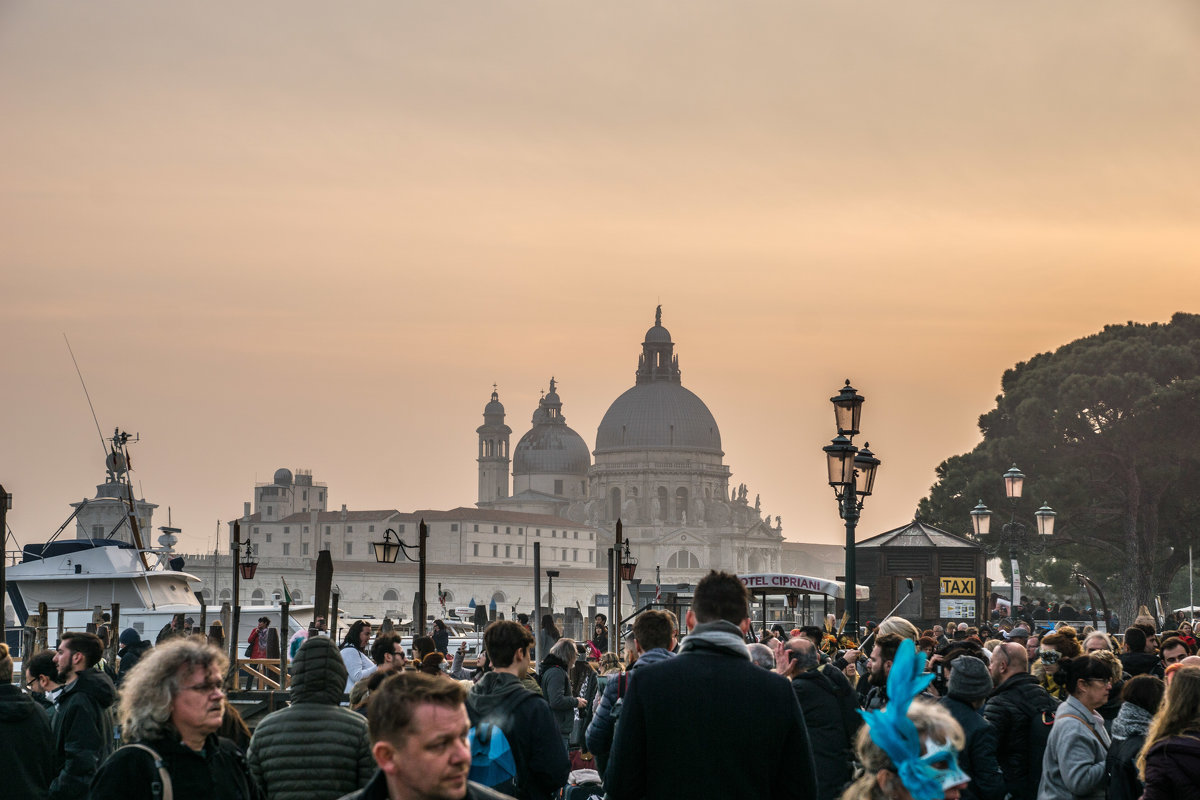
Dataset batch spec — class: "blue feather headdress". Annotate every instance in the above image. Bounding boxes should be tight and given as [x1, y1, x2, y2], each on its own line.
[858, 638, 967, 800]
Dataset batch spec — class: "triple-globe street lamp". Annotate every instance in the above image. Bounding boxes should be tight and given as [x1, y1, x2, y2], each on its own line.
[822, 380, 881, 643]
[969, 465, 1056, 617]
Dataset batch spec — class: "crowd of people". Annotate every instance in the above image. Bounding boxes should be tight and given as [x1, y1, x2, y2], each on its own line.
[8, 583, 1200, 800]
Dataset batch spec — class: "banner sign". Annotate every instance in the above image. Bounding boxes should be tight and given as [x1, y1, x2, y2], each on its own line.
[739, 573, 870, 601]
[939, 577, 976, 597]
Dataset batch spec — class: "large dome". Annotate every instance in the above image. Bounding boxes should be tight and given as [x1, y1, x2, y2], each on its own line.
[595, 381, 722, 455]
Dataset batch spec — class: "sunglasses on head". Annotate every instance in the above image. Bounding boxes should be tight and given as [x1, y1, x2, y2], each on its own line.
[1038, 650, 1061, 664]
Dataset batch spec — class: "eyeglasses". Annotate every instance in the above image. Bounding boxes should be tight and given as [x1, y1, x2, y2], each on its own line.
[182, 680, 226, 695]
[1088, 678, 1113, 687]
[1038, 650, 1062, 664]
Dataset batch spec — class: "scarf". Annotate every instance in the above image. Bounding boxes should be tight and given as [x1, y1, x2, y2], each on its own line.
[679, 620, 750, 659]
[1111, 701, 1154, 741]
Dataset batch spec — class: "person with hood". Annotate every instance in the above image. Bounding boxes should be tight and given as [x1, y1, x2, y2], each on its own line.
[116, 628, 152, 686]
[1106, 674, 1164, 800]
[1137, 665, 1200, 799]
[0, 643, 55, 800]
[247, 634, 374, 800]
[538, 637, 586, 751]
[49, 631, 117, 800]
[466, 620, 568, 800]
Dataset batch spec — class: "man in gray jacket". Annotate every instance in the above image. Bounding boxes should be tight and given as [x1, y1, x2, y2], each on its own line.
[248, 635, 375, 800]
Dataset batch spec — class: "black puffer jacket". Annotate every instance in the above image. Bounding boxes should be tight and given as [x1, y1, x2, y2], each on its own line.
[939, 695, 1006, 800]
[247, 636, 373, 800]
[982, 672, 1060, 800]
[50, 667, 117, 800]
[116, 629, 152, 686]
[790, 668, 859, 800]
[0, 683, 55, 800]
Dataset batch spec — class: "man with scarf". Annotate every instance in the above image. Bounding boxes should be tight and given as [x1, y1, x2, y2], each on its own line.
[605, 570, 818, 800]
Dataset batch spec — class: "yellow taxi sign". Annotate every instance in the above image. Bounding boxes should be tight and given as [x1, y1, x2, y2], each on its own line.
[940, 577, 976, 596]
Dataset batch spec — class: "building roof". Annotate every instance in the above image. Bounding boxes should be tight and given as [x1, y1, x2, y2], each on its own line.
[250, 506, 600, 531]
[856, 519, 980, 550]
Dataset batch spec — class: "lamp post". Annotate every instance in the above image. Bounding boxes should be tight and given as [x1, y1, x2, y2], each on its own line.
[822, 380, 880, 643]
[969, 465, 1056, 618]
[546, 570, 559, 618]
[619, 538, 638, 636]
[373, 520, 429, 636]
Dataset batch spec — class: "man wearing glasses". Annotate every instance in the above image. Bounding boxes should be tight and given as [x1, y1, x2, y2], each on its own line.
[90, 638, 258, 800]
[982, 641, 1060, 800]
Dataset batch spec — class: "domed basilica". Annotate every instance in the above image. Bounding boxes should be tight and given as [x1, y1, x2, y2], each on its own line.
[478, 308, 783, 582]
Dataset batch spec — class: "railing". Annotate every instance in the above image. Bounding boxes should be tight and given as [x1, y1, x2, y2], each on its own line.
[235, 658, 292, 690]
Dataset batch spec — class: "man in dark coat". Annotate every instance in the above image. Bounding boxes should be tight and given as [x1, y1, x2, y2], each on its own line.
[116, 627, 152, 686]
[937, 655, 1005, 800]
[782, 637, 860, 800]
[50, 631, 117, 800]
[982, 640, 1059, 800]
[0, 642, 55, 800]
[606, 570, 818, 800]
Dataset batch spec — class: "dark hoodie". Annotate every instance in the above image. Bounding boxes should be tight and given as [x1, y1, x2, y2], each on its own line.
[50, 666, 117, 800]
[467, 671, 569, 800]
[116, 628, 152, 686]
[246, 635, 373, 800]
[0, 682, 55, 800]
[1142, 730, 1200, 800]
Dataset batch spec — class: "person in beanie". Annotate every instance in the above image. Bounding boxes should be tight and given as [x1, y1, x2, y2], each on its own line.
[116, 628, 151, 686]
[938, 655, 1006, 800]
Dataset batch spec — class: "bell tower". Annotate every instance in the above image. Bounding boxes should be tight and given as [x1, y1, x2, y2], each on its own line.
[476, 386, 512, 504]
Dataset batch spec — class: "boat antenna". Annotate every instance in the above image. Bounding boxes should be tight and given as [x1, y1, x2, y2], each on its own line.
[64, 333, 108, 461]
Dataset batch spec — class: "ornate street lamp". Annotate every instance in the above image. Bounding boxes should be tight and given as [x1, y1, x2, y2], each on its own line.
[372, 521, 429, 636]
[823, 380, 880, 643]
[970, 464, 1056, 617]
[619, 539, 638, 582]
[238, 539, 258, 580]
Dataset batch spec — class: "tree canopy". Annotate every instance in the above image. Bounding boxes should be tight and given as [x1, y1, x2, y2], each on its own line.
[917, 313, 1200, 625]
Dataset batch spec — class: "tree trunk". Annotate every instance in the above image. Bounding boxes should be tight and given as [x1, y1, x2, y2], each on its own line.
[1117, 465, 1143, 628]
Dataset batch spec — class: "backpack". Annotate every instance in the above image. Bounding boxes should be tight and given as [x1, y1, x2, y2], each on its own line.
[468, 692, 531, 794]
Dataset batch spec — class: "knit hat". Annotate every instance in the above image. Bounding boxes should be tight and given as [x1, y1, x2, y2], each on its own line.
[119, 628, 142, 648]
[948, 656, 992, 701]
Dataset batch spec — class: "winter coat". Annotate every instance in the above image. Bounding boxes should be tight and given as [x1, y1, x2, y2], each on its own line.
[116, 632, 152, 686]
[538, 654, 576, 737]
[605, 622, 818, 800]
[1141, 730, 1200, 800]
[432, 626, 450, 654]
[1106, 701, 1154, 800]
[1119, 651, 1163, 678]
[89, 730, 258, 800]
[339, 643, 377, 694]
[247, 636, 374, 800]
[1036, 694, 1111, 800]
[335, 766, 513, 800]
[791, 666, 860, 800]
[983, 672, 1060, 800]
[50, 667, 117, 800]
[537, 630, 558, 661]
[939, 695, 1006, 800]
[466, 671, 569, 800]
[0, 682, 55, 800]
[585, 647, 674, 758]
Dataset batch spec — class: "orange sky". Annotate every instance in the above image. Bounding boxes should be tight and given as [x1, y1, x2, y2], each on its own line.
[2, 2, 1198, 558]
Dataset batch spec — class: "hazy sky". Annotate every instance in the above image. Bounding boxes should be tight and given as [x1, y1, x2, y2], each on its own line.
[3, 2, 1199, 557]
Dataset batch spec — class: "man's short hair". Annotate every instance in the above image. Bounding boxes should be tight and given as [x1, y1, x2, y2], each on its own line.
[61, 631, 103, 668]
[1161, 636, 1194, 656]
[371, 632, 403, 665]
[369, 671, 467, 746]
[483, 620, 533, 669]
[874, 633, 904, 664]
[633, 610, 674, 652]
[27, 650, 58, 681]
[691, 570, 749, 625]
[1124, 627, 1148, 652]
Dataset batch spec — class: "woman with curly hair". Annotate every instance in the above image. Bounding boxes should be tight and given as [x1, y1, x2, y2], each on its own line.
[1034, 628, 1082, 701]
[1137, 666, 1200, 798]
[89, 639, 256, 800]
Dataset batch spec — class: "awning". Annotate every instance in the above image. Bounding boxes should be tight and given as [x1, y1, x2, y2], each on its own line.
[739, 573, 870, 601]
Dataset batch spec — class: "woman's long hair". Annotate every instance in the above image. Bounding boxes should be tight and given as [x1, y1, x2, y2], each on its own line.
[341, 620, 370, 652]
[541, 614, 560, 639]
[118, 639, 228, 743]
[1138, 666, 1200, 779]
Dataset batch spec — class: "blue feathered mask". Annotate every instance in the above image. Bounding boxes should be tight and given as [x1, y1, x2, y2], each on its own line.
[858, 638, 969, 800]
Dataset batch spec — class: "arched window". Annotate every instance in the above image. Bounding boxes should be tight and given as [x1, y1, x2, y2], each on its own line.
[251, 589, 265, 606]
[666, 549, 700, 569]
[201, 588, 212, 602]
[383, 589, 399, 602]
[219, 589, 232, 602]
[440, 590, 454, 604]
[492, 591, 507, 604]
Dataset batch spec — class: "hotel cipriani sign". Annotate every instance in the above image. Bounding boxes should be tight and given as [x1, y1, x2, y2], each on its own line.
[739, 573, 870, 601]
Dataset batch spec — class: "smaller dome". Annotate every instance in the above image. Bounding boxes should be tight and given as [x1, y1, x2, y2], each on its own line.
[273, 468, 293, 486]
[644, 324, 671, 343]
[484, 389, 505, 416]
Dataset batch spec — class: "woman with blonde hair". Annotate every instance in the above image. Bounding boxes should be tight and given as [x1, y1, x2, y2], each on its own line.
[841, 638, 969, 800]
[1137, 665, 1200, 797]
[877, 616, 921, 642]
